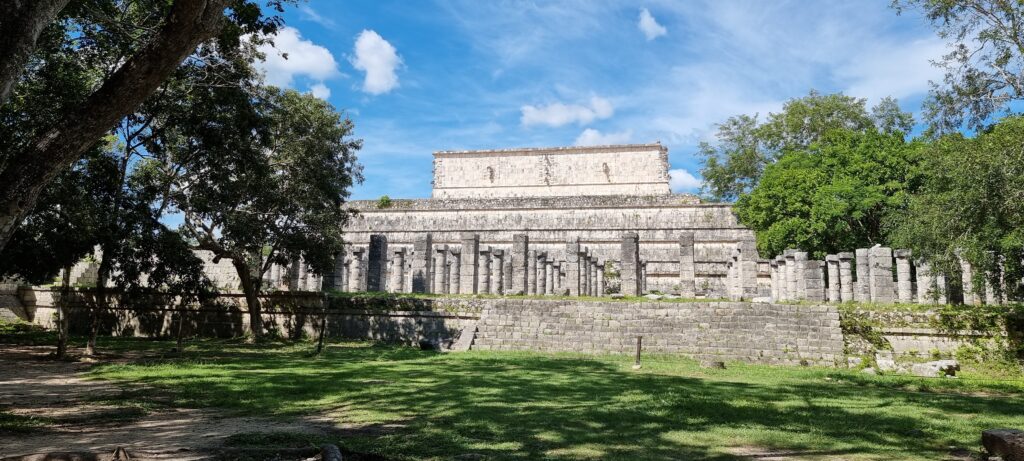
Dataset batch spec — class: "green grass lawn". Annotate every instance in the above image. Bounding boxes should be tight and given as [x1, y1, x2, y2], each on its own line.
[69, 338, 1023, 461]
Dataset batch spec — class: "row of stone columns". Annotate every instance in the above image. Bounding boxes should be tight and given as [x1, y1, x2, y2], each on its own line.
[725, 240, 760, 301]
[771, 246, 1008, 305]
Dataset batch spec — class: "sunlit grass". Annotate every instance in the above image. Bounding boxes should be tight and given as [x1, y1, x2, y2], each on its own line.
[74, 338, 1024, 460]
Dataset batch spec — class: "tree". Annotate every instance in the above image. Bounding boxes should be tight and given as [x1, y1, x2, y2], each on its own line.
[0, 0, 70, 105]
[735, 129, 924, 259]
[889, 116, 1024, 301]
[0, 0, 290, 253]
[893, 0, 1024, 133]
[698, 91, 914, 201]
[152, 87, 362, 341]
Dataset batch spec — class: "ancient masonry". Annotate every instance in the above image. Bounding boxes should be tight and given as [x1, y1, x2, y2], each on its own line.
[263, 143, 770, 299]
[770, 247, 1012, 306]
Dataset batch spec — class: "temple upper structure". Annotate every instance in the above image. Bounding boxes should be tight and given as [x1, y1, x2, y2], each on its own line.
[431, 143, 671, 198]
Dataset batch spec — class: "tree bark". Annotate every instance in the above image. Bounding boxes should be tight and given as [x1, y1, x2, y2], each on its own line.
[85, 255, 111, 356]
[0, 0, 70, 105]
[0, 0, 228, 252]
[56, 265, 71, 358]
[233, 259, 264, 342]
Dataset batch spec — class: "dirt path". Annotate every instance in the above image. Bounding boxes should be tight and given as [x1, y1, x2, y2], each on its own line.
[0, 345, 343, 460]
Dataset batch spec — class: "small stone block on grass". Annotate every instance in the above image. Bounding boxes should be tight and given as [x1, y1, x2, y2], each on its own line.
[983, 429, 1024, 461]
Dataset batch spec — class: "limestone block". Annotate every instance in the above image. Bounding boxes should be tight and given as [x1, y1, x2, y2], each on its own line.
[566, 239, 581, 297]
[868, 247, 894, 303]
[389, 249, 405, 292]
[679, 233, 696, 297]
[910, 359, 959, 377]
[983, 429, 1024, 461]
[411, 234, 432, 293]
[837, 252, 854, 303]
[894, 249, 913, 303]
[367, 234, 389, 292]
[855, 249, 870, 302]
[459, 233, 479, 295]
[825, 255, 840, 303]
[621, 232, 640, 296]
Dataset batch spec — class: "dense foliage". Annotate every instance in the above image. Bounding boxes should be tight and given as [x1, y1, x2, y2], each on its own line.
[736, 130, 924, 259]
[889, 116, 1024, 300]
[698, 91, 913, 201]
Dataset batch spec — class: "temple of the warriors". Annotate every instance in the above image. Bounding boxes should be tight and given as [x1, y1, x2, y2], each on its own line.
[330, 143, 765, 297]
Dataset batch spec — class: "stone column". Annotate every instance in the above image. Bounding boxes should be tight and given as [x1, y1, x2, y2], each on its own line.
[566, 239, 581, 296]
[959, 257, 977, 306]
[491, 249, 504, 295]
[297, 258, 308, 291]
[595, 260, 604, 296]
[784, 250, 798, 300]
[502, 256, 513, 295]
[527, 250, 538, 295]
[511, 234, 528, 295]
[793, 251, 809, 300]
[678, 232, 696, 297]
[869, 247, 895, 303]
[915, 259, 930, 304]
[448, 248, 461, 295]
[855, 248, 871, 302]
[288, 256, 301, 291]
[769, 259, 780, 301]
[804, 260, 826, 302]
[389, 248, 406, 293]
[366, 234, 388, 292]
[553, 262, 562, 294]
[775, 255, 788, 301]
[339, 257, 350, 293]
[838, 252, 854, 303]
[590, 259, 599, 296]
[479, 247, 492, 295]
[411, 233, 432, 293]
[826, 255, 840, 303]
[620, 232, 640, 296]
[640, 261, 648, 295]
[433, 245, 449, 295]
[580, 251, 590, 296]
[894, 249, 913, 303]
[535, 252, 546, 295]
[329, 250, 345, 292]
[738, 240, 759, 299]
[349, 248, 365, 292]
[459, 233, 479, 295]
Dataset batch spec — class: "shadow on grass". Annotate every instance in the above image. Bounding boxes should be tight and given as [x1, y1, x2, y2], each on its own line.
[79, 340, 1024, 461]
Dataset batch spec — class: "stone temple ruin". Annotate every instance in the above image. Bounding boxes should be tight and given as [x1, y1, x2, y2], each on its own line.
[56, 142, 1013, 307]
[267, 143, 768, 298]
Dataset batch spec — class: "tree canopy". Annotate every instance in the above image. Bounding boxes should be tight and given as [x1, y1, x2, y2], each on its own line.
[735, 129, 924, 259]
[698, 91, 914, 201]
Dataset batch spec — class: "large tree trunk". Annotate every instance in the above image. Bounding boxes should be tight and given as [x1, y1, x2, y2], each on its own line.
[233, 259, 264, 342]
[85, 255, 111, 356]
[0, 0, 227, 252]
[56, 265, 71, 358]
[0, 0, 70, 105]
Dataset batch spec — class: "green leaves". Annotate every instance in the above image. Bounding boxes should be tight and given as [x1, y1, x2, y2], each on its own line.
[699, 91, 914, 201]
[735, 129, 923, 259]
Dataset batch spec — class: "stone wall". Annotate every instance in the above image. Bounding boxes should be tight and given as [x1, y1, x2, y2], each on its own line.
[431, 144, 671, 198]
[344, 195, 756, 294]
[473, 300, 844, 366]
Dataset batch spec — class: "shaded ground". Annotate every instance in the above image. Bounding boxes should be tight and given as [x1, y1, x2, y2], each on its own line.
[0, 345, 345, 460]
[2, 327, 1023, 460]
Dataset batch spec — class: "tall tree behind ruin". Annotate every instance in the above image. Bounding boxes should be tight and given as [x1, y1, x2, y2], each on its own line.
[893, 0, 1024, 133]
[698, 91, 914, 201]
[147, 83, 362, 342]
[0, 0, 291, 254]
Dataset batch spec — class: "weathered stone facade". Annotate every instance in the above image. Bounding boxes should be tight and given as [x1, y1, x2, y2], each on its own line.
[340, 143, 762, 296]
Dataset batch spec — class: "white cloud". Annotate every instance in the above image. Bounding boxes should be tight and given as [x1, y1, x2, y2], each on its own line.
[574, 128, 633, 146]
[521, 96, 614, 127]
[254, 26, 339, 88]
[298, 5, 336, 28]
[308, 82, 331, 99]
[838, 38, 947, 103]
[669, 169, 702, 192]
[638, 8, 667, 41]
[352, 30, 402, 95]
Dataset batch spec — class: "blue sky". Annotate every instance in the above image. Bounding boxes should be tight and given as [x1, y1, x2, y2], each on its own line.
[254, 0, 947, 200]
